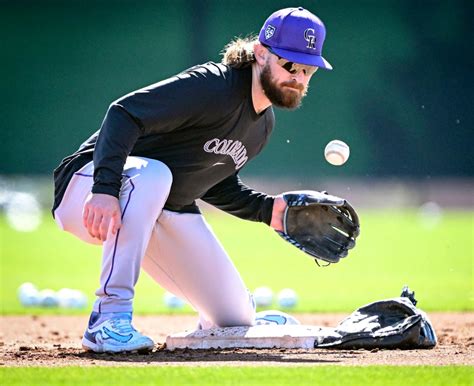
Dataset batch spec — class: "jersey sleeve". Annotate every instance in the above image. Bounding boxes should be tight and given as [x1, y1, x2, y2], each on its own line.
[201, 173, 275, 225]
[92, 104, 143, 196]
[92, 64, 232, 197]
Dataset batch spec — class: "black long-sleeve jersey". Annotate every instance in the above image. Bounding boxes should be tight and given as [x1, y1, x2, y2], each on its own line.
[53, 62, 276, 224]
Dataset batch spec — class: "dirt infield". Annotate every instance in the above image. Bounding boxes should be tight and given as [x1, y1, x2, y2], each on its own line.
[1, 313, 473, 367]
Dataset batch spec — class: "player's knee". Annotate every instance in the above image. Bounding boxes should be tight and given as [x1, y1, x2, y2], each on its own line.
[146, 159, 173, 189]
[131, 158, 173, 193]
[122, 158, 173, 218]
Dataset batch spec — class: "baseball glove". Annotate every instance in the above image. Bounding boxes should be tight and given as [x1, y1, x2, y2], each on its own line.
[276, 191, 360, 264]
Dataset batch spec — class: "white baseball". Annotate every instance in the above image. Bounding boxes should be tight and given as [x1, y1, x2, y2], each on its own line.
[277, 288, 298, 308]
[57, 288, 88, 309]
[17, 282, 40, 307]
[57, 288, 74, 308]
[253, 286, 273, 307]
[324, 140, 350, 166]
[69, 290, 88, 309]
[38, 289, 59, 307]
[163, 291, 185, 309]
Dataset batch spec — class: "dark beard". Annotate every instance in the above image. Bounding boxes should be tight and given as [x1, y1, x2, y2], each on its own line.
[260, 63, 306, 109]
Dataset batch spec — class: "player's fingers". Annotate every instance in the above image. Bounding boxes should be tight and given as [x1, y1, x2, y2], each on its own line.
[91, 212, 104, 239]
[82, 205, 90, 229]
[98, 215, 110, 241]
[90, 213, 103, 240]
[110, 213, 122, 235]
[85, 210, 96, 238]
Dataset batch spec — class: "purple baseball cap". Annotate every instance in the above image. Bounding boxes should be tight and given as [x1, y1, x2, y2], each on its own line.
[258, 7, 333, 70]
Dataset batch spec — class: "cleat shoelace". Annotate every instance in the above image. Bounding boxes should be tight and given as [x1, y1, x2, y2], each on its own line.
[110, 318, 136, 334]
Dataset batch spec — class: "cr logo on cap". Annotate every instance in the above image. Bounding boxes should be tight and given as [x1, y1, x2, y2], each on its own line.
[304, 28, 316, 49]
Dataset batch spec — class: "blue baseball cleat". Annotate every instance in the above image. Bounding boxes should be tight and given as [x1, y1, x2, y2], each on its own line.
[255, 310, 301, 326]
[82, 312, 154, 353]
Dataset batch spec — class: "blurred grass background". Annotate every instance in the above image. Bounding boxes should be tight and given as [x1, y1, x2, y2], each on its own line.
[1, 209, 472, 314]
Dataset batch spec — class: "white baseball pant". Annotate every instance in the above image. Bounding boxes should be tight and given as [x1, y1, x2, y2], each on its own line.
[54, 156, 255, 328]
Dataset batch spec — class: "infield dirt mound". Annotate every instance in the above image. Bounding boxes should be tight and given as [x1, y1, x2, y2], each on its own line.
[1, 313, 472, 367]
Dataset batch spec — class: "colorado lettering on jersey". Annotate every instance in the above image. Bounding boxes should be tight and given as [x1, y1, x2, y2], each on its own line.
[203, 138, 249, 170]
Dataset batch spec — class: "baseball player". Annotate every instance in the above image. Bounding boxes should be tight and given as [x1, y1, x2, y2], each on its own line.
[52, 7, 334, 353]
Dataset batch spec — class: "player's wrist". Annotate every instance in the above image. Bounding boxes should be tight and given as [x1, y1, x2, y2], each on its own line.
[270, 195, 286, 231]
[91, 184, 120, 198]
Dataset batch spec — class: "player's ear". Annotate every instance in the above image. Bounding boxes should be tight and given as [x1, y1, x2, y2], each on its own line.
[253, 43, 268, 65]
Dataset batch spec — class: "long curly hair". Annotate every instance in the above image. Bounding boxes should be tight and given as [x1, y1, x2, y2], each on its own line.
[221, 35, 258, 68]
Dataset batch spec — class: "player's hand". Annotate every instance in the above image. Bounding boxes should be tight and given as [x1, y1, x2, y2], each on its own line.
[82, 193, 122, 241]
[270, 194, 287, 232]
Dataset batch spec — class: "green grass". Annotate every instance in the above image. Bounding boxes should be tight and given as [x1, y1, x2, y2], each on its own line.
[0, 366, 472, 386]
[1, 210, 473, 314]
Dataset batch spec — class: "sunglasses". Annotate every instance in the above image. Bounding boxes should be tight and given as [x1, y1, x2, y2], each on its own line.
[264, 45, 318, 76]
